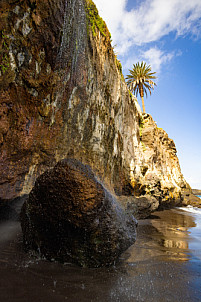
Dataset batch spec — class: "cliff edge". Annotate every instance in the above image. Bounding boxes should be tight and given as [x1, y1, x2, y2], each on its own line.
[0, 0, 198, 212]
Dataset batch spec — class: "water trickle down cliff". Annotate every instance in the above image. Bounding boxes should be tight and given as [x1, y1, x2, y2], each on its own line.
[0, 0, 198, 210]
[57, 0, 87, 82]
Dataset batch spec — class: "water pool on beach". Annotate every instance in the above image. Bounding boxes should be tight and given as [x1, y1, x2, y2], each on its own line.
[0, 206, 201, 302]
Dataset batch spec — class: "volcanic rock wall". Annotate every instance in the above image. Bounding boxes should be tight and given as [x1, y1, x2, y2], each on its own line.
[0, 0, 191, 207]
[138, 114, 190, 205]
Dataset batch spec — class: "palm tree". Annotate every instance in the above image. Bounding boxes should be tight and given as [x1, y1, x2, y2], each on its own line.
[126, 61, 157, 113]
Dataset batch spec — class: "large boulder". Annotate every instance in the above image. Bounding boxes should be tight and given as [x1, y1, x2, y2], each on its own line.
[20, 159, 137, 267]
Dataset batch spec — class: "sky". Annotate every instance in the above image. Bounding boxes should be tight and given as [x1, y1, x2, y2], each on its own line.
[93, 0, 201, 189]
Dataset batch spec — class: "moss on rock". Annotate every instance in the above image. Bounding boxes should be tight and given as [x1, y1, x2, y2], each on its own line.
[85, 0, 111, 39]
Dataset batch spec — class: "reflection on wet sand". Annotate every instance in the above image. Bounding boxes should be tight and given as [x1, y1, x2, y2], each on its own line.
[0, 208, 201, 302]
[110, 209, 201, 302]
[152, 210, 196, 253]
[124, 209, 196, 263]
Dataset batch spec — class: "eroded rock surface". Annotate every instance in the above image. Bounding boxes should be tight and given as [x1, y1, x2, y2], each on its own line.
[20, 159, 137, 267]
[118, 195, 159, 219]
[136, 114, 191, 206]
[0, 0, 197, 214]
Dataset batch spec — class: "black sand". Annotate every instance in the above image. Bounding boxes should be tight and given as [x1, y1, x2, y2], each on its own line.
[0, 208, 201, 301]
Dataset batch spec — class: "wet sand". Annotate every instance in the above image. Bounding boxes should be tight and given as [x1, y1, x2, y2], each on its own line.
[0, 208, 201, 301]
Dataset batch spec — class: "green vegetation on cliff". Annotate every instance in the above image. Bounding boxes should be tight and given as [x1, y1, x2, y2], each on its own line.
[139, 115, 144, 137]
[85, 0, 124, 78]
[0, 30, 10, 74]
[85, 0, 111, 39]
[115, 58, 122, 73]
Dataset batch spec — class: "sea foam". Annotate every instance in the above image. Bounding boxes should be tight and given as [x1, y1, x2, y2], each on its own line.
[178, 205, 201, 215]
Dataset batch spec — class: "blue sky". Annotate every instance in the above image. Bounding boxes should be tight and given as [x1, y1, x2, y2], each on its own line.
[94, 0, 201, 189]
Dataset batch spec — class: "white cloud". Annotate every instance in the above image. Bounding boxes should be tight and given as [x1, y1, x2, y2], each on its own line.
[142, 48, 174, 72]
[94, 0, 201, 51]
[94, 0, 201, 72]
[123, 47, 175, 74]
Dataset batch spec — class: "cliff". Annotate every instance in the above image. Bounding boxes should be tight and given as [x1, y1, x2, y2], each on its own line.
[138, 114, 189, 205]
[0, 0, 197, 211]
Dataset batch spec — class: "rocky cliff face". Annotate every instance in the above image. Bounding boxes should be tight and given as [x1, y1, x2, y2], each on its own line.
[137, 114, 189, 205]
[0, 0, 194, 209]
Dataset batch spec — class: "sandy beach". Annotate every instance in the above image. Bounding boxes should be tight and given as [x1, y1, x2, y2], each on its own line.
[0, 207, 201, 302]
[118, 207, 201, 301]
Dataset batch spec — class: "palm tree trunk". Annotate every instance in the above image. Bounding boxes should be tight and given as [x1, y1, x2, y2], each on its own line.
[139, 84, 145, 113]
[141, 96, 146, 113]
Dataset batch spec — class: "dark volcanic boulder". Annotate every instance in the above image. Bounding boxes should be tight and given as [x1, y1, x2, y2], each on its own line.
[20, 159, 137, 267]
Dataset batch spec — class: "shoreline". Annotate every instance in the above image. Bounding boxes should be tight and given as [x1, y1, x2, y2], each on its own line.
[118, 207, 201, 301]
[0, 207, 201, 301]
